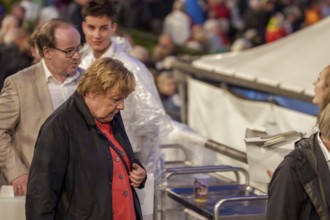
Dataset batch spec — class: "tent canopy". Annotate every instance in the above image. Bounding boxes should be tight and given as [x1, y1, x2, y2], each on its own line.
[192, 17, 330, 101]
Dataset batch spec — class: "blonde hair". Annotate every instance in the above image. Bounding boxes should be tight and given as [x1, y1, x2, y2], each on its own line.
[320, 65, 330, 112]
[318, 102, 330, 139]
[77, 57, 135, 97]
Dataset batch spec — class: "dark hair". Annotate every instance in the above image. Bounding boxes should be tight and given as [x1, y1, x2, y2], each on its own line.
[35, 18, 76, 57]
[82, 0, 118, 22]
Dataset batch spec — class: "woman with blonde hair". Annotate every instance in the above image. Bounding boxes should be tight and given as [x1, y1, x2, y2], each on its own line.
[267, 65, 330, 220]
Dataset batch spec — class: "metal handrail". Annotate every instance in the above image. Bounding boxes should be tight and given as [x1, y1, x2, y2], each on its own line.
[165, 165, 249, 187]
[205, 139, 248, 164]
[161, 165, 250, 220]
[160, 144, 191, 165]
[214, 195, 268, 220]
[165, 165, 250, 185]
[161, 140, 248, 165]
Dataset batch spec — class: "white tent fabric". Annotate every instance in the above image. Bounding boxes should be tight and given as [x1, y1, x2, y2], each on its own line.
[188, 78, 316, 154]
[192, 16, 330, 97]
[187, 78, 316, 190]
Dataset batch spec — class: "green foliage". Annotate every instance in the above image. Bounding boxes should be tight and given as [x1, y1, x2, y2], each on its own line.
[123, 28, 158, 54]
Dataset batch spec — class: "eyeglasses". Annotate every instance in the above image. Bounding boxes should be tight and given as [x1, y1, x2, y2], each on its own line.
[51, 45, 83, 58]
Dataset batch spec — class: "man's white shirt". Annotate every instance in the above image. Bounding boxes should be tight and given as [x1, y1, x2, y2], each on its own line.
[42, 59, 82, 110]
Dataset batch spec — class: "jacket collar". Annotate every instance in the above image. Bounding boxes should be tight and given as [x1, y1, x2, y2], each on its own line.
[71, 91, 134, 162]
[72, 91, 96, 126]
[293, 134, 330, 219]
[293, 134, 320, 184]
[71, 91, 121, 127]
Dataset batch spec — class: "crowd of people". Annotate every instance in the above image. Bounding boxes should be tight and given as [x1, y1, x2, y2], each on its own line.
[0, 0, 184, 121]
[0, 0, 156, 218]
[113, 0, 330, 52]
[0, 0, 207, 218]
[0, 0, 330, 219]
[164, 0, 330, 52]
[1, 0, 330, 120]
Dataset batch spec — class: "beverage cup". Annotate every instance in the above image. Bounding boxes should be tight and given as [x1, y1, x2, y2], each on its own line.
[193, 174, 210, 202]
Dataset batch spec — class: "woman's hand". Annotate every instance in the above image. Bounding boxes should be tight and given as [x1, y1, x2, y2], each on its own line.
[129, 163, 146, 188]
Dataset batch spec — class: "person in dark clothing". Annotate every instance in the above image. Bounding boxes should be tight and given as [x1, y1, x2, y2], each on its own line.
[63, 0, 89, 44]
[267, 102, 330, 220]
[117, 0, 148, 29]
[156, 71, 181, 121]
[242, 0, 272, 45]
[0, 28, 33, 91]
[26, 57, 146, 220]
[0, 44, 33, 90]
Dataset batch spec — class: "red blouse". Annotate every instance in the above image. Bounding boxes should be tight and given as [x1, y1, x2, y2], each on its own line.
[96, 121, 136, 220]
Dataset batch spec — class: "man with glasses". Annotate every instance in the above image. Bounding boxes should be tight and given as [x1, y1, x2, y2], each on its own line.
[0, 18, 83, 193]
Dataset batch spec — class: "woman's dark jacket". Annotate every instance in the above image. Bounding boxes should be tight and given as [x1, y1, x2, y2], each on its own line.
[26, 91, 146, 220]
[267, 133, 330, 220]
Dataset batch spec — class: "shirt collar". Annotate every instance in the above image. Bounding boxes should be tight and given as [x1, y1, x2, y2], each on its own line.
[317, 132, 330, 162]
[80, 38, 123, 69]
[86, 43, 114, 63]
[41, 59, 53, 82]
[41, 59, 81, 83]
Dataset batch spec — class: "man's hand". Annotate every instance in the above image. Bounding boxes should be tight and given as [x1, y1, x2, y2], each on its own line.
[129, 163, 146, 188]
[11, 174, 28, 195]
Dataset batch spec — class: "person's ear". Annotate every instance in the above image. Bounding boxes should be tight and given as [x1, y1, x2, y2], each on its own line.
[82, 21, 87, 34]
[43, 47, 51, 59]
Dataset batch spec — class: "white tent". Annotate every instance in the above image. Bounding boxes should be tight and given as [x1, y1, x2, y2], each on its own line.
[192, 16, 330, 101]
[173, 17, 330, 188]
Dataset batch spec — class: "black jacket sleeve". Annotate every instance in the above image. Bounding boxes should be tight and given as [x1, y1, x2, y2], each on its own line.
[267, 156, 304, 220]
[26, 117, 69, 220]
